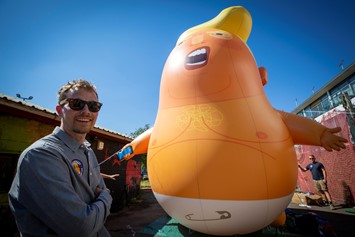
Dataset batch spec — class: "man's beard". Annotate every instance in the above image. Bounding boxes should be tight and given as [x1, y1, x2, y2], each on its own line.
[73, 124, 93, 134]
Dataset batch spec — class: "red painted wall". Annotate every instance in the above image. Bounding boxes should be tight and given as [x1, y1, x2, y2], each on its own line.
[126, 159, 142, 192]
[296, 112, 355, 205]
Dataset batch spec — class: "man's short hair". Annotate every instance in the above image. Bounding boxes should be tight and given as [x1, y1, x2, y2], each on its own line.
[57, 79, 98, 104]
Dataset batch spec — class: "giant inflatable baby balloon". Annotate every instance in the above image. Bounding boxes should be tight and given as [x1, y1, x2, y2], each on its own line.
[123, 6, 347, 236]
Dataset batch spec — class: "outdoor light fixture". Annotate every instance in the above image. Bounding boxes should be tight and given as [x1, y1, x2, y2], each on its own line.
[97, 140, 105, 150]
[16, 93, 33, 101]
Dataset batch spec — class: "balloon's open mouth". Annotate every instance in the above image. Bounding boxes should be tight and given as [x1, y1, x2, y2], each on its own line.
[185, 47, 209, 70]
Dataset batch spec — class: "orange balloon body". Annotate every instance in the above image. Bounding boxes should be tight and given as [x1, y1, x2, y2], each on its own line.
[127, 6, 345, 235]
[146, 29, 297, 235]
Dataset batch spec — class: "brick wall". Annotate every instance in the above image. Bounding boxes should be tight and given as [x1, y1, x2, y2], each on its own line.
[296, 112, 355, 205]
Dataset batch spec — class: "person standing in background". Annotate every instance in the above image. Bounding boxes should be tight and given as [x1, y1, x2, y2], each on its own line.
[298, 155, 335, 210]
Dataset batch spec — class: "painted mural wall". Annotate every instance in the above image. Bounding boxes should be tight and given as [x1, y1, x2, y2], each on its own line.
[296, 112, 355, 205]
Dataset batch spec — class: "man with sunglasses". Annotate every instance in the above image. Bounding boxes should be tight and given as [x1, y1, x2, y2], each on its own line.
[298, 155, 335, 210]
[9, 79, 112, 236]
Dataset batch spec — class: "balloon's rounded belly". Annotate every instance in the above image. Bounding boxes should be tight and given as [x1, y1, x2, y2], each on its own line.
[148, 139, 297, 200]
[147, 101, 297, 235]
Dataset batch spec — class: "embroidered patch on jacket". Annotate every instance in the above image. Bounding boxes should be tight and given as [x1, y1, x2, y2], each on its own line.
[71, 159, 84, 176]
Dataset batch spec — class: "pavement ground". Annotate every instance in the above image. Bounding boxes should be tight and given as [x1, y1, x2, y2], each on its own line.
[105, 188, 355, 237]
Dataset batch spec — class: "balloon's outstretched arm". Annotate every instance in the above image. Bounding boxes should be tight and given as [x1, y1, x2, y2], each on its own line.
[97, 129, 152, 166]
[277, 110, 348, 151]
[121, 128, 152, 160]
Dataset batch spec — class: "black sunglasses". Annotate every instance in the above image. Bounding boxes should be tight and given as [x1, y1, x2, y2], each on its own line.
[61, 98, 103, 112]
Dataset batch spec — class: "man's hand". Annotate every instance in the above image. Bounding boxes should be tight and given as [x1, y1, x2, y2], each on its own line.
[320, 127, 348, 151]
[95, 186, 110, 198]
[95, 186, 102, 197]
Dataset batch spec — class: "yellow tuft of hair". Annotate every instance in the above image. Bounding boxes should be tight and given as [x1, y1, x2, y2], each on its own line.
[177, 6, 252, 45]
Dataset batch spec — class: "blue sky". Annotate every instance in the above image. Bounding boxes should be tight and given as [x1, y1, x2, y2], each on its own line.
[1, 0, 354, 135]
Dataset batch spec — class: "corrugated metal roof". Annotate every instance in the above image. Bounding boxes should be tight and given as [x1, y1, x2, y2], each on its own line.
[0, 93, 133, 141]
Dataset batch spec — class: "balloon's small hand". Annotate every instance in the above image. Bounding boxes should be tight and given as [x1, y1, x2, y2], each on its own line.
[117, 145, 134, 160]
[123, 153, 134, 160]
[320, 127, 348, 151]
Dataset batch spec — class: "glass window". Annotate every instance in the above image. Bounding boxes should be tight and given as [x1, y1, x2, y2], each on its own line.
[348, 75, 355, 97]
[321, 96, 331, 111]
[295, 72, 355, 117]
[310, 100, 323, 118]
[304, 107, 313, 119]
[297, 111, 304, 117]
[330, 91, 343, 107]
